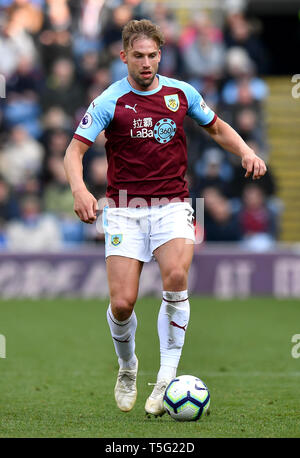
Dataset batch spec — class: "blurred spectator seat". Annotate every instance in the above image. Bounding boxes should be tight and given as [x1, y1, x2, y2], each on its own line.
[224, 12, 269, 74]
[6, 194, 62, 250]
[0, 125, 44, 189]
[192, 147, 233, 198]
[181, 22, 225, 81]
[40, 58, 85, 116]
[221, 47, 268, 106]
[238, 183, 279, 250]
[203, 187, 242, 242]
[0, 176, 21, 221]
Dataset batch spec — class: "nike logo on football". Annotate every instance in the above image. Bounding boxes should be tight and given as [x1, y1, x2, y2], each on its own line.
[125, 104, 137, 113]
[170, 321, 187, 332]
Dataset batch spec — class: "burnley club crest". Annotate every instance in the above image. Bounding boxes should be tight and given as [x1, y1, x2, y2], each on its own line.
[164, 94, 180, 112]
[111, 234, 122, 246]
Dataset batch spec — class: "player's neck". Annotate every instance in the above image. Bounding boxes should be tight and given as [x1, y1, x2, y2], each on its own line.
[127, 75, 159, 92]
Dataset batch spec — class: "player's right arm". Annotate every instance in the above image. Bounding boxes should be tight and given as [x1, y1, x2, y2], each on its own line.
[64, 88, 116, 223]
[64, 138, 98, 224]
[64, 82, 128, 222]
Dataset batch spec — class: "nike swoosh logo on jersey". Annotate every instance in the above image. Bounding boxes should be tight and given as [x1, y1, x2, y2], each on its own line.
[125, 104, 137, 113]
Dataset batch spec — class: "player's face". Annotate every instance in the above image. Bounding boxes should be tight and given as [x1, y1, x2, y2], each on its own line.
[120, 38, 161, 91]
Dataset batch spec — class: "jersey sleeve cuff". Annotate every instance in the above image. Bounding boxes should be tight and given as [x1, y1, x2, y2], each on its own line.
[73, 133, 94, 146]
[202, 113, 218, 128]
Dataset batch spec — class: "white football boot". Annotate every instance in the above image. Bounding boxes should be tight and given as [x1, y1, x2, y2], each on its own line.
[145, 379, 171, 417]
[114, 358, 138, 412]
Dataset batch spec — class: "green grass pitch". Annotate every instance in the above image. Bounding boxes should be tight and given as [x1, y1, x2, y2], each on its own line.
[0, 296, 300, 438]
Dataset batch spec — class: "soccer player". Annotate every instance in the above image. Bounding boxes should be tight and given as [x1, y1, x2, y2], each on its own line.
[64, 19, 267, 416]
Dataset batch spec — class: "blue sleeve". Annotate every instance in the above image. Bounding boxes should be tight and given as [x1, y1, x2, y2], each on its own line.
[184, 83, 216, 126]
[74, 94, 115, 144]
[159, 76, 216, 125]
[74, 79, 131, 143]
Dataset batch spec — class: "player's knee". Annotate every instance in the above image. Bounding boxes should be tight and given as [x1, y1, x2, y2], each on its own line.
[110, 297, 135, 321]
[164, 267, 187, 291]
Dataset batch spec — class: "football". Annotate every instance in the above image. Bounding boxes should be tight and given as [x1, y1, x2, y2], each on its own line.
[163, 375, 210, 421]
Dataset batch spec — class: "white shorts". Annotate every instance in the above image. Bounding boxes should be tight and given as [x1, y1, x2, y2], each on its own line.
[102, 202, 195, 262]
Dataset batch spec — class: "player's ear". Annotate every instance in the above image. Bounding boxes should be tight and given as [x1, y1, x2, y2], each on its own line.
[157, 49, 161, 62]
[120, 50, 127, 64]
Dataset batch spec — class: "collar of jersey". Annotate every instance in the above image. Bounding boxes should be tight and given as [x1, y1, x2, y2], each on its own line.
[126, 74, 162, 96]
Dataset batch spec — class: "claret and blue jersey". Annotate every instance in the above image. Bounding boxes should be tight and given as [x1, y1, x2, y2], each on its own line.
[74, 74, 217, 206]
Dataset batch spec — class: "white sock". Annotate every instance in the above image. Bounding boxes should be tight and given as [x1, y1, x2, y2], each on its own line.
[106, 304, 137, 370]
[157, 290, 190, 382]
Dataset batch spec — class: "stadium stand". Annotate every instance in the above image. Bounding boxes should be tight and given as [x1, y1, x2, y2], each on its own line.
[0, 0, 290, 251]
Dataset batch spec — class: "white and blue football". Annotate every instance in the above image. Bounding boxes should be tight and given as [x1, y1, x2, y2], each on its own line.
[163, 375, 210, 421]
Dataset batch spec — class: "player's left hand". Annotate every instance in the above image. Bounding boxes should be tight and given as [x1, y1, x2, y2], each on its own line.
[241, 151, 267, 180]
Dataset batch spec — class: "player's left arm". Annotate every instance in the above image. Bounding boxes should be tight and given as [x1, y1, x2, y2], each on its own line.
[203, 117, 267, 180]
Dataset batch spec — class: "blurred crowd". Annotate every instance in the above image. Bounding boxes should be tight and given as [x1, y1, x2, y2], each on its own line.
[0, 0, 280, 251]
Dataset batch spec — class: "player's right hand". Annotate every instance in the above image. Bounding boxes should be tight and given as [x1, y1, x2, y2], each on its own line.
[73, 188, 98, 224]
[241, 151, 267, 180]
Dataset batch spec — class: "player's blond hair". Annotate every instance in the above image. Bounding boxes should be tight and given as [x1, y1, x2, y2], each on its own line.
[122, 19, 165, 51]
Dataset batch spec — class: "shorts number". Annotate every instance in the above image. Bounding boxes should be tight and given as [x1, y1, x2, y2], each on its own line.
[185, 208, 194, 227]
